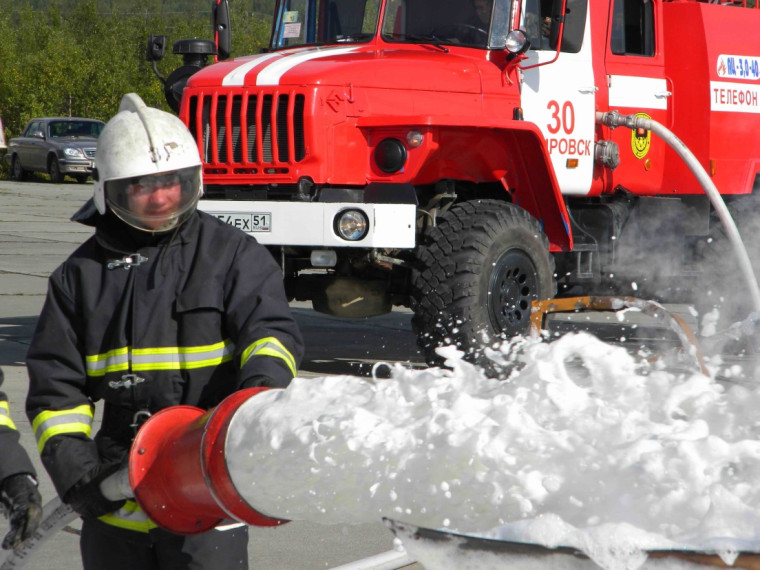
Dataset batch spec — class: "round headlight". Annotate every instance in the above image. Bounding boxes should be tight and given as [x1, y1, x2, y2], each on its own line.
[506, 29, 529, 55]
[335, 209, 369, 241]
[374, 138, 407, 174]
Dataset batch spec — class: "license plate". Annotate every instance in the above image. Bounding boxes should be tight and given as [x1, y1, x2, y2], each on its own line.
[213, 212, 271, 232]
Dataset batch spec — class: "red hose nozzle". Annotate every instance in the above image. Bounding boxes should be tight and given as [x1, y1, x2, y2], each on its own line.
[128, 387, 288, 534]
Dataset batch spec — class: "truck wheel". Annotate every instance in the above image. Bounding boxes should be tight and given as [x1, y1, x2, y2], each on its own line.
[48, 157, 63, 184]
[11, 155, 25, 181]
[410, 199, 556, 367]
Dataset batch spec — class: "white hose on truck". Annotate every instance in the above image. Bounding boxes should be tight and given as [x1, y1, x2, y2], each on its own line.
[596, 110, 760, 314]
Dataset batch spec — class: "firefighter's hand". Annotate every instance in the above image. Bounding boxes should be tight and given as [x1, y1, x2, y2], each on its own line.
[64, 464, 126, 520]
[0, 473, 43, 550]
[541, 16, 551, 37]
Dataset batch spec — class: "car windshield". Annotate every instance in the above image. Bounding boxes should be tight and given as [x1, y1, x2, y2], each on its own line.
[270, 0, 510, 51]
[48, 120, 104, 138]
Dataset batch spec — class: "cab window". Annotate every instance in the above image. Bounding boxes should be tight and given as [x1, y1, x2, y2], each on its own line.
[611, 0, 655, 56]
[524, 0, 553, 50]
[525, 0, 587, 54]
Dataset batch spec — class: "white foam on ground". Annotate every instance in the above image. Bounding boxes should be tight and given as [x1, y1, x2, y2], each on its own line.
[224, 332, 760, 569]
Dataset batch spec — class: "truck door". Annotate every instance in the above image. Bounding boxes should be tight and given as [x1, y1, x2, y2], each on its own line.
[519, 0, 597, 196]
[603, 0, 669, 194]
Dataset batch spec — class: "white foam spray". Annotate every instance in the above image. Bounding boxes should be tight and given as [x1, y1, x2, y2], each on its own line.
[225, 332, 760, 569]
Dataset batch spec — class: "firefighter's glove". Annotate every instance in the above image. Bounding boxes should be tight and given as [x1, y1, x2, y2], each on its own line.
[0, 473, 43, 550]
[64, 463, 126, 520]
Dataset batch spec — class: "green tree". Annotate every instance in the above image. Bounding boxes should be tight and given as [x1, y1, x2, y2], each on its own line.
[0, 0, 273, 177]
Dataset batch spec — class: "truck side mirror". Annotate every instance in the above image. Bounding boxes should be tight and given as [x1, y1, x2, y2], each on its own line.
[214, 0, 231, 61]
[146, 35, 167, 62]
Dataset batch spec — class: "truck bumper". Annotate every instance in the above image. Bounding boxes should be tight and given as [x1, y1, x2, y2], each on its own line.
[199, 200, 417, 248]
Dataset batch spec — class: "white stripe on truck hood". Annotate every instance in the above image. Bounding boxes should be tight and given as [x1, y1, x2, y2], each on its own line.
[256, 46, 360, 86]
[221, 46, 360, 87]
[222, 53, 281, 86]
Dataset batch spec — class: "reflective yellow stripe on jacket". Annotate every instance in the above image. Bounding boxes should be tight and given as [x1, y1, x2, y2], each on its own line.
[32, 404, 94, 454]
[86, 337, 296, 378]
[85, 341, 234, 377]
[241, 337, 297, 377]
[0, 401, 17, 430]
[98, 500, 158, 533]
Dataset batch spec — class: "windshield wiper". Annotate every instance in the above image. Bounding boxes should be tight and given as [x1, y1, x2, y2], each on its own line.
[334, 33, 374, 43]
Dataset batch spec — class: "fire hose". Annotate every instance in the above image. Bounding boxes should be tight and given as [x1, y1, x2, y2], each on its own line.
[0, 470, 132, 570]
[596, 110, 760, 314]
[1, 388, 278, 570]
[1, 388, 416, 570]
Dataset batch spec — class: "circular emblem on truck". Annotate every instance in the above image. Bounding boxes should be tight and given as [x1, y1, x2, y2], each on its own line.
[630, 112, 651, 159]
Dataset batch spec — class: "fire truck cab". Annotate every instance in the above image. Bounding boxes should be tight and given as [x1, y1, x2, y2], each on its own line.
[148, 0, 760, 364]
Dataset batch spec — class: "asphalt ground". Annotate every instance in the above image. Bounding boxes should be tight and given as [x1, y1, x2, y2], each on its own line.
[0, 179, 424, 569]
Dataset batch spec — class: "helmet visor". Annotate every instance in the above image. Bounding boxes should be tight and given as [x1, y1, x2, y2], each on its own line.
[105, 166, 201, 233]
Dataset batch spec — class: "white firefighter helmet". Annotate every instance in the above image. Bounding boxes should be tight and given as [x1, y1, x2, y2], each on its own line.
[93, 93, 203, 233]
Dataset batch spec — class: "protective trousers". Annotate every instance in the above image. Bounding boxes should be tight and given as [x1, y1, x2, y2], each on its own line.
[80, 519, 249, 570]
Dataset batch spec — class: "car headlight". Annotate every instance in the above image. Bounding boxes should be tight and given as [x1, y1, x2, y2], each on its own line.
[63, 147, 84, 158]
[334, 209, 369, 241]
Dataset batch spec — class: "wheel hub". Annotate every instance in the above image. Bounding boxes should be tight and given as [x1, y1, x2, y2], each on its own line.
[488, 250, 538, 336]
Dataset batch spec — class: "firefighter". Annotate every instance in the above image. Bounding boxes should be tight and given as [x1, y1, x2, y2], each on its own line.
[0, 369, 42, 550]
[25, 93, 304, 569]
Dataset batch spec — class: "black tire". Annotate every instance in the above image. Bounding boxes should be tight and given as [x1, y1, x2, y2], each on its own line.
[48, 157, 63, 184]
[11, 155, 25, 182]
[75, 174, 89, 184]
[410, 199, 556, 367]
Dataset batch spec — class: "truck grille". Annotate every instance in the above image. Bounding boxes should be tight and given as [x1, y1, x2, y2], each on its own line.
[186, 92, 306, 168]
[84, 148, 96, 159]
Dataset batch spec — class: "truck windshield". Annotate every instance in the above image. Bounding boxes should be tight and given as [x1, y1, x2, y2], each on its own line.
[382, 0, 497, 48]
[270, 0, 509, 50]
[271, 0, 382, 49]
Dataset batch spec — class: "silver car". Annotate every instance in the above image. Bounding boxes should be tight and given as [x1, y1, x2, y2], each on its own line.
[5, 117, 105, 183]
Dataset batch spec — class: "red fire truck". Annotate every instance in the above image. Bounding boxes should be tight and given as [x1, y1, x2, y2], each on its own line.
[147, 0, 760, 364]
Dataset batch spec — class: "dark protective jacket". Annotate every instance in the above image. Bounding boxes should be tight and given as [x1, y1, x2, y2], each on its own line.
[0, 370, 37, 483]
[25, 208, 304, 534]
